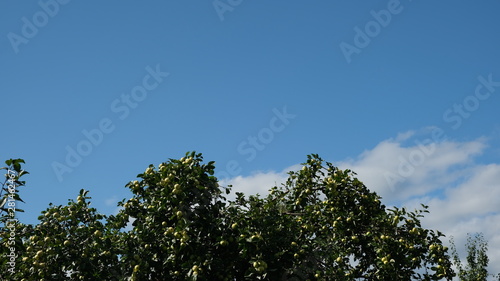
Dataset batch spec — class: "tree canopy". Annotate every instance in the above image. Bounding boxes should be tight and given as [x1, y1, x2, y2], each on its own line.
[1, 152, 456, 280]
[450, 233, 500, 281]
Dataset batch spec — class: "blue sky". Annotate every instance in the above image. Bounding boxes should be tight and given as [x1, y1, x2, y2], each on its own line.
[2, 0, 500, 277]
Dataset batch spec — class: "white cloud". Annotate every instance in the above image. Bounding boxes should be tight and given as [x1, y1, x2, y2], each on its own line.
[337, 137, 486, 203]
[222, 131, 500, 277]
[419, 164, 500, 279]
[395, 130, 416, 142]
[427, 164, 500, 224]
[220, 166, 299, 200]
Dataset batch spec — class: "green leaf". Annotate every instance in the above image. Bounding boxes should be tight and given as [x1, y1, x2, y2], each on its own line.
[13, 193, 25, 203]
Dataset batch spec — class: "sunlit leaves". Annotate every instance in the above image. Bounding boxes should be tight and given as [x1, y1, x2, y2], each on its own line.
[2, 153, 457, 280]
[13, 189, 121, 280]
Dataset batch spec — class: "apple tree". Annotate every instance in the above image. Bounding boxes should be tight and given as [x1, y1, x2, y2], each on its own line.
[109, 152, 235, 280]
[112, 152, 455, 280]
[15, 189, 121, 280]
[1, 152, 457, 280]
[256, 154, 455, 280]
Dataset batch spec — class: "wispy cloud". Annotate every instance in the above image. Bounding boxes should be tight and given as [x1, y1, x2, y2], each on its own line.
[337, 134, 486, 203]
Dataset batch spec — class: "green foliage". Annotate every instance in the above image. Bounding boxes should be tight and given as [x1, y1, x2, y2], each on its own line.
[15, 189, 121, 280]
[0, 158, 29, 278]
[450, 233, 499, 281]
[2, 152, 458, 280]
[110, 151, 230, 280]
[1, 158, 29, 216]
